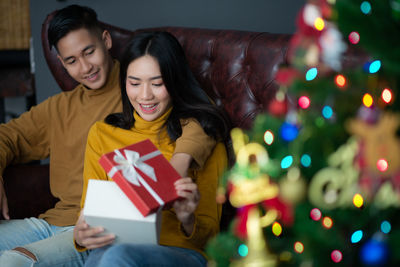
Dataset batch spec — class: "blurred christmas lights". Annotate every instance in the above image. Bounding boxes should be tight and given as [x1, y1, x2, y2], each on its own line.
[298, 96, 311, 109]
[294, 242, 304, 253]
[331, 250, 343, 263]
[381, 88, 392, 104]
[360, 1, 372, 14]
[306, 68, 318, 81]
[376, 158, 388, 172]
[348, 31, 360, 44]
[362, 93, 373, 107]
[281, 155, 294, 169]
[272, 222, 283, 236]
[351, 230, 363, 243]
[322, 217, 333, 229]
[301, 154, 311, 167]
[310, 208, 322, 221]
[353, 193, 364, 208]
[335, 74, 346, 87]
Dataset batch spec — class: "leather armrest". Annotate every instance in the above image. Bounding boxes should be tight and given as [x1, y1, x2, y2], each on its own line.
[2, 164, 58, 219]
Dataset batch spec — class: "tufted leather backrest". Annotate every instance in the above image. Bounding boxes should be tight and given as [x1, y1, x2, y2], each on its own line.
[42, 12, 291, 130]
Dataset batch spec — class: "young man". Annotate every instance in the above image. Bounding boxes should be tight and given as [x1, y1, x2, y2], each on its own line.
[0, 5, 215, 267]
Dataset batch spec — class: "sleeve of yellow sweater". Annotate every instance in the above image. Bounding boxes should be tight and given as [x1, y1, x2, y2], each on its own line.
[0, 98, 51, 181]
[184, 143, 227, 248]
[161, 142, 227, 251]
[174, 119, 216, 170]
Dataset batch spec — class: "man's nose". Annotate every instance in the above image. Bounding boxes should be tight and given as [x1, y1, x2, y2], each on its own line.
[79, 58, 92, 73]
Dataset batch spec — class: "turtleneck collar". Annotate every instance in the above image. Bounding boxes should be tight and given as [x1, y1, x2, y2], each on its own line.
[133, 107, 172, 134]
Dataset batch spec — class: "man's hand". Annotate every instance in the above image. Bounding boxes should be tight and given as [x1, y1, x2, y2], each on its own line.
[73, 212, 115, 249]
[0, 179, 10, 220]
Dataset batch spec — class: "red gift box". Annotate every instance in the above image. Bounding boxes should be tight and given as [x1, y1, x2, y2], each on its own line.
[99, 139, 181, 216]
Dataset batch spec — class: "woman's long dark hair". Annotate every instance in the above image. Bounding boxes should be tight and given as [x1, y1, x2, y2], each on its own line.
[105, 31, 230, 142]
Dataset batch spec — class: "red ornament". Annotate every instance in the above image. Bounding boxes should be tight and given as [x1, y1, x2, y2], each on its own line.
[268, 97, 288, 117]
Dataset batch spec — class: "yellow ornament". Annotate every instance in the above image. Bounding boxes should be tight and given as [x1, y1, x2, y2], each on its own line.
[230, 174, 279, 208]
[231, 207, 277, 267]
[279, 168, 307, 204]
[308, 138, 360, 209]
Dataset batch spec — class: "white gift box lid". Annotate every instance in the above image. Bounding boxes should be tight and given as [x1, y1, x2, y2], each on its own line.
[83, 179, 161, 244]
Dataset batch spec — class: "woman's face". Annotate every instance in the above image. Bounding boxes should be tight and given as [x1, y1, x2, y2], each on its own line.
[126, 55, 172, 121]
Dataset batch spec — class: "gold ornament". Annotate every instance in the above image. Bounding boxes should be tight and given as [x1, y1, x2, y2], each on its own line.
[373, 182, 400, 209]
[231, 207, 277, 267]
[308, 138, 360, 209]
[279, 167, 307, 204]
[230, 174, 279, 208]
[346, 112, 400, 175]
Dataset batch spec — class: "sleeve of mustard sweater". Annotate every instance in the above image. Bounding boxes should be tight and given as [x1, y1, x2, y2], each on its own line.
[161, 142, 227, 251]
[0, 99, 50, 182]
[174, 119, 216, 170]
[185, 142, 227, 248]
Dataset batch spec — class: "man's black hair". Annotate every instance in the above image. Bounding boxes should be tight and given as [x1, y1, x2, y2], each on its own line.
[48, 5, 103, 51]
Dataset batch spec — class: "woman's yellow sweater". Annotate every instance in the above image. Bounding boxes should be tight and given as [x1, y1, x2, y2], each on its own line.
[81, 109, 227, 257]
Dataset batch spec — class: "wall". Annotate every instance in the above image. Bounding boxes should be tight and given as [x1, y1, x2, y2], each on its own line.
[29, 0, 305, 103]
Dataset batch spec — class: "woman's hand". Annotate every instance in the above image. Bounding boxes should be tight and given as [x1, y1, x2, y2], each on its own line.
[173, 177, 200, 236]
[73, 212, 115, 249]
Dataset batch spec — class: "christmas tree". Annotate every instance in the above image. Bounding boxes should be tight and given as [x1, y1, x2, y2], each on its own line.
[206, 0, 400, 266]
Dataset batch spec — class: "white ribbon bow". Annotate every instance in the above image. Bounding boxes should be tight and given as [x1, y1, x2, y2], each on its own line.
[107, 148, 164, 205]
[112, 149, 158, 186]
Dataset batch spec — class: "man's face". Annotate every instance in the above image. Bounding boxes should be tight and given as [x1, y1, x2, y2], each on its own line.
[56, 28, 112, 90]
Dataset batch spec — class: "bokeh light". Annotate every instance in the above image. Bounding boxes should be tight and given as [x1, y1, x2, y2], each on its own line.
[310, 208, 322, 221]
[360, 240, 389, 266]
[314, 17, 325, 31]
[360, 1, 372, 14]
[348, 31, 360, 44]
[362, 93, 373, 108]
[353, 193, 364, 208]
[369, 60, 381, 73]
[294, 242, 304, 253]
[322, 106, 333, 119]
[238, 244, 248, 257]
[322, 217, 333, 229]
[335, 74, 347, 87]
[377, 158, 389, 172]
[306, 68, 318, 81]
[281, 155, 294, 169]
[381, 88, 393, 104]
[381, 221, 391, 234]
[301, 154, 311, 167]
[351, 230, 363, 243]
[280, 123, 299, 142]
[331, 250, 343, 263]
[264, 130, 274, 145]
[272, 222, 283, 236]
[298, 96, 311, 109]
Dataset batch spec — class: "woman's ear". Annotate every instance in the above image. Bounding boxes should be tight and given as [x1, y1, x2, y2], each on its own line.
[102, 30, 112, 50]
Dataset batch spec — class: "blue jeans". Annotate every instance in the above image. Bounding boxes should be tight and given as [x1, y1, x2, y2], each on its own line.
[0, 217, 89, 267]
[85, 244, 207, 267]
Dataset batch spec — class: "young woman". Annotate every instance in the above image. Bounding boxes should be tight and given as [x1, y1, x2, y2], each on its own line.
[74, 31, 230, 267]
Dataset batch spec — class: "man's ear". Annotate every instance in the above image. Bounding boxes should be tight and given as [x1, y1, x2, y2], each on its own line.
[57, 54, 67, 69]
[102, 30, 112, 50]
